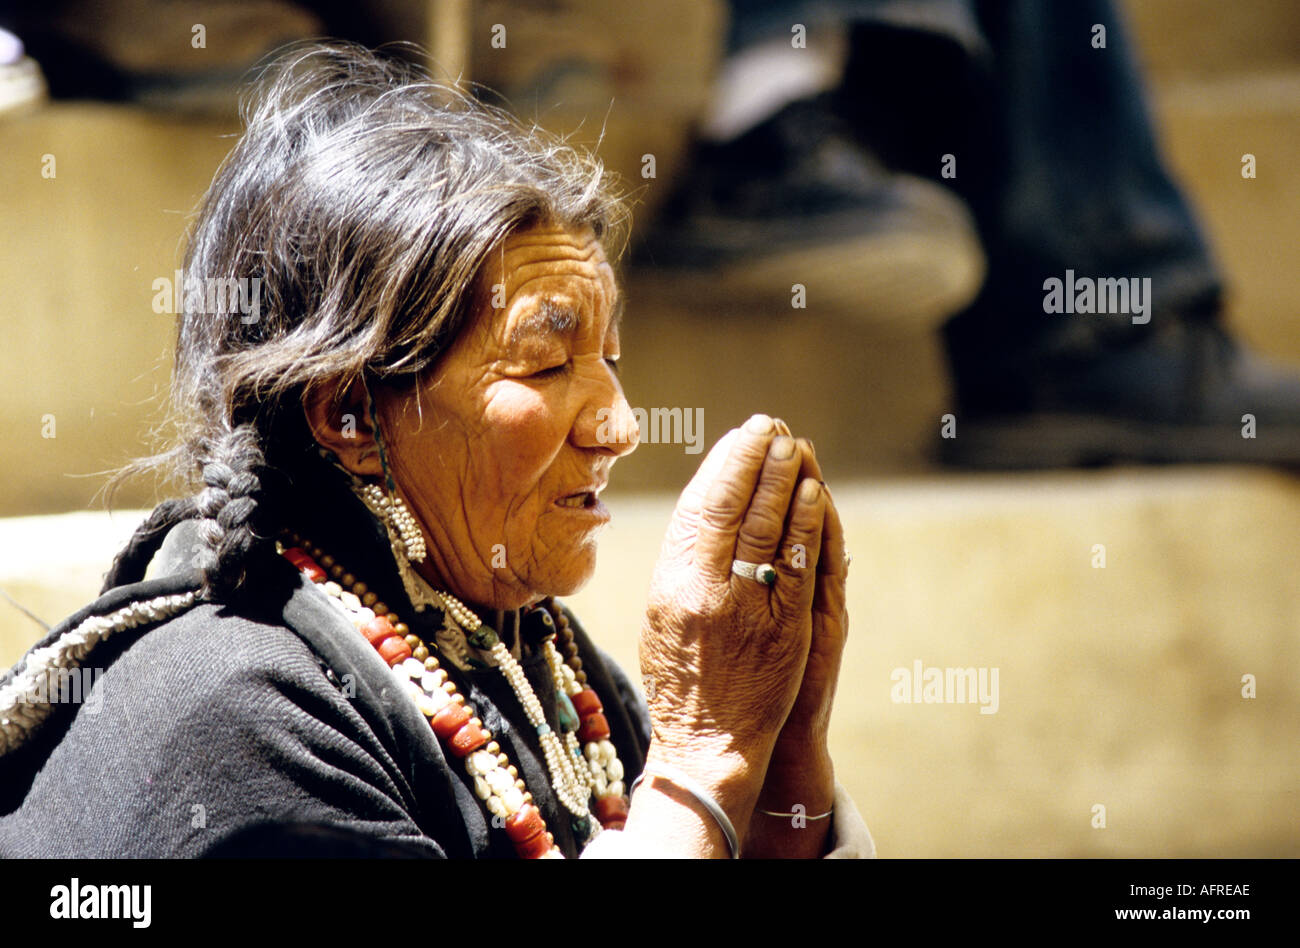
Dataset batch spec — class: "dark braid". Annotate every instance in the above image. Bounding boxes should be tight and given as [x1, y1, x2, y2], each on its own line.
[100, 497, 198, 593]
[192, 424, 273, 601]
[103, 425, 276, 600]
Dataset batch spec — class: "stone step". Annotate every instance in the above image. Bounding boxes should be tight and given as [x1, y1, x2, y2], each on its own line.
[2, 465, 1296, 855]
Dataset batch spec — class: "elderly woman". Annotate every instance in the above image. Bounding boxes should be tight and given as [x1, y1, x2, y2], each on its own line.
[0, 44, 870, 859]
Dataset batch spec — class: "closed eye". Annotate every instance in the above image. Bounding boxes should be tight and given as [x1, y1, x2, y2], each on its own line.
[530, 361, 569, 379]
[605, 357, 620, 375]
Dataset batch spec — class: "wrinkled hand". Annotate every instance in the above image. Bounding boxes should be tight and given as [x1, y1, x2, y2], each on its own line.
[745, 420, 849, 857]
[638, 414, 828, 821]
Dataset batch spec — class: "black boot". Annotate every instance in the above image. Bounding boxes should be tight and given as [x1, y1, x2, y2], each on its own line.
[939, 304, 1300, 468]
[633, 93, 985, 329]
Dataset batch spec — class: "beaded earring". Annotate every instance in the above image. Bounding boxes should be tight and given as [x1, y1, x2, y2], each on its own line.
[358, 482, 426, 563]
[347, 380, 438, 611]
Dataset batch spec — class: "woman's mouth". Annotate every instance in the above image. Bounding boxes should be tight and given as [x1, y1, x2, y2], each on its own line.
[553, 486, 610, 523]
[555, 491, 596, 509]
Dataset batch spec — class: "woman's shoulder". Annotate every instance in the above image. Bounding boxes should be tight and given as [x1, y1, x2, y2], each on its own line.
[0, 569, 447, 857]
[1, 560, 341, 739]
[0, 571, 204, 756]
[0, 566, 360, 781]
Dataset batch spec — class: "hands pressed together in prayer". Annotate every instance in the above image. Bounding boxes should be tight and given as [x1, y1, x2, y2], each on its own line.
[620, 413, 848, 858]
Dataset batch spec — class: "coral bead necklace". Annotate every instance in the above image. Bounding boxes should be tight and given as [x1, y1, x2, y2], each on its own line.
[278, 535, 629, 858]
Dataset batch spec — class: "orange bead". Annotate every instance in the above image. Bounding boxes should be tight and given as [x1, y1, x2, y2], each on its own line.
[430, 703, 471, 741]
[505, 804, 546, 844]
[284, 548, 327, 583]
[571, 687, 603, 717]
[448, 721, 489, 757]
[577, 712, 610, 743]
[361, 616, 396, 646]
[594, 794, 629, 826]
[514, 832, 552, 859]
[377, 636, 411, 665]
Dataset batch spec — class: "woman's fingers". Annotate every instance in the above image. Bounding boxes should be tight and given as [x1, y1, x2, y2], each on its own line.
[692, 415, 782, 581]
[753, 435, 823, 600]
[773, 436, 826, 604]
[796, 436, 821, 484]
[731, 434, 805, 573]
[770, 477, 825, 623]
[776, 486, 847, 736]
[667, 416, 827, 610]
[813, 485, 848, 627]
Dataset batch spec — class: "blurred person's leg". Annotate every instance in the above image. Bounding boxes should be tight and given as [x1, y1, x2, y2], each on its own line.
[654, 0, 1300, 465]
[839, 0, 1300, 466]
[634, 0, 986, 330]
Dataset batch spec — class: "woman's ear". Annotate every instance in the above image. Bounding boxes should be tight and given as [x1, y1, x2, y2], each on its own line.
[302, 377, 385, 477]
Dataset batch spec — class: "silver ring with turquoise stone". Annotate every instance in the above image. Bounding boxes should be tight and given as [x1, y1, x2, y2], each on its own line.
[731, 559, 777, 586]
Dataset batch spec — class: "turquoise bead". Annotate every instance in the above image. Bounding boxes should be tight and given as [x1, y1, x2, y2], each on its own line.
[557, 691, 580, 733]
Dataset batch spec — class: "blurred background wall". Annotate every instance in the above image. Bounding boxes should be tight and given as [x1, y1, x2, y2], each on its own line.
[0, 0, 1296, 855]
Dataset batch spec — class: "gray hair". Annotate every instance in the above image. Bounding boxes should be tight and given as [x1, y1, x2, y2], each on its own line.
[107, 41, 627, 599]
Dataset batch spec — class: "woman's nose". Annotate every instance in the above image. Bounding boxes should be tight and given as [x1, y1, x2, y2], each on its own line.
[576, 375, 639, 457]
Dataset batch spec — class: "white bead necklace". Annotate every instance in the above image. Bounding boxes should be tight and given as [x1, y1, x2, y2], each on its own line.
[427, 588, 595, 823]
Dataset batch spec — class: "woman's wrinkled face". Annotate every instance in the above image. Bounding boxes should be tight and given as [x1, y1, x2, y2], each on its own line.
[376, 223, 640, 610]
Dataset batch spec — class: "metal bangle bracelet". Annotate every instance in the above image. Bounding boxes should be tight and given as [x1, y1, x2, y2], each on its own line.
[629, 762, 741, 859]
